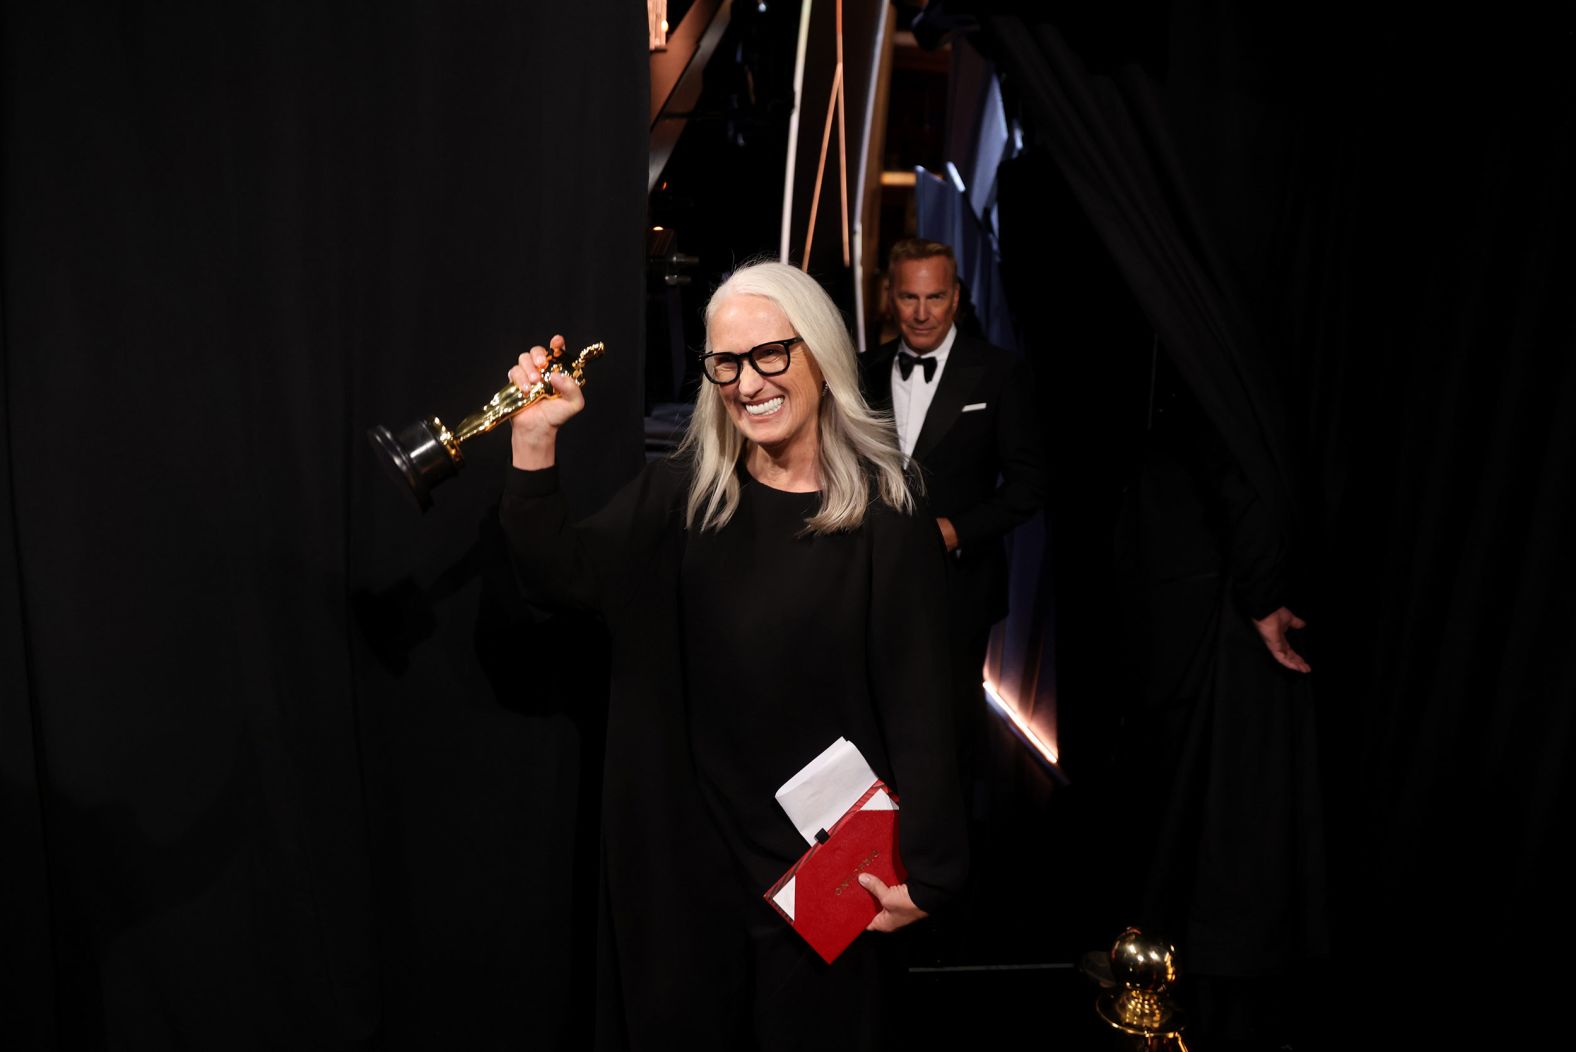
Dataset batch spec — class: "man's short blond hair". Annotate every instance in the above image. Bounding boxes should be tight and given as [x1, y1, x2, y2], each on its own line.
[887, 238, 957, 285]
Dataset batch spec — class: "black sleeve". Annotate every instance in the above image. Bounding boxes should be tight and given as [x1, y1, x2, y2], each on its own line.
[866, 502, 970, 913]
[1180, 402, 1287, 621]
[951, 355, 1049, 550]
[1217, 457, 1286, 621]
[498, 459, 684, 616]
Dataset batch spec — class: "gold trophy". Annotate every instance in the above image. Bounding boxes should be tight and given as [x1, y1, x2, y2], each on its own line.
[368, 340, 605, 511]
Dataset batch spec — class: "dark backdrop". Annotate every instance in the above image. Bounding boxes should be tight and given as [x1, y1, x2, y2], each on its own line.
[2, 3, 647, 1048]
[978, 0, 1575, 1038]
[6, 1, 1575, 1048]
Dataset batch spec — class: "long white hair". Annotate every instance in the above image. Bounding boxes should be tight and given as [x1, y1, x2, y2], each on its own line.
[676, 261, 914, 534]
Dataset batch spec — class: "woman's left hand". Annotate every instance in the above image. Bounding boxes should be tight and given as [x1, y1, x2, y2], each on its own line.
[859, 874, 929, 933]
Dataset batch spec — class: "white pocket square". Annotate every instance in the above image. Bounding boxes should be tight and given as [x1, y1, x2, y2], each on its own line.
[962, 402, 988, 412]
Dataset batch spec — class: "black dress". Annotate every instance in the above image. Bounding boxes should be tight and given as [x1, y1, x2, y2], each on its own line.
[500, 457, 968, 1051]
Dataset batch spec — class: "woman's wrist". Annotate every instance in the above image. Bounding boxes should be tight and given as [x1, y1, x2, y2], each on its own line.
[511, 428, 558, 470]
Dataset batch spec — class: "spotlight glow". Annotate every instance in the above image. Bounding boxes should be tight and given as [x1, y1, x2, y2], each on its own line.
[945, 161, 967, 194]
[982, 678, 1060, 766]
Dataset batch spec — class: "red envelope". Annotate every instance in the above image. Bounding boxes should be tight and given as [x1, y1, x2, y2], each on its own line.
[763, 781, 907, 964]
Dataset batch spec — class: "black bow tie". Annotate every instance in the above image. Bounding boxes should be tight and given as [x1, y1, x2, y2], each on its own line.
[898, 352, 936, 383]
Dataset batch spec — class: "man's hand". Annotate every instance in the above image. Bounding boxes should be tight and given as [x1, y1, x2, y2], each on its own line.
[1252, 606, 1311, 673]
[936, 517, 959, 552]
[860, 874, 928, 933]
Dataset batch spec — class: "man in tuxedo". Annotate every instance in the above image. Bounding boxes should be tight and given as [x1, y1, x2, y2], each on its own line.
[861, 239, 1047, 777]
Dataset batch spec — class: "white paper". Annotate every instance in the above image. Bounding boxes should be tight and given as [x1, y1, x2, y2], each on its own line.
[863, 788, 896, 811]
[772, 877, 796, 921]
[774, 737, 881, 846]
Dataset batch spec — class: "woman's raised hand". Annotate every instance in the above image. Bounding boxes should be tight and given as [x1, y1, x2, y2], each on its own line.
[508, 334, 586, 470]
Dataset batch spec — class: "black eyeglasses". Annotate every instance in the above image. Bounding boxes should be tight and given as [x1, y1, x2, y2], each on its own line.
[698, 337, 803, 385]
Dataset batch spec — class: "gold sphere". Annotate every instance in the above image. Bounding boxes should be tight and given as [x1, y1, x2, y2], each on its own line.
[1108, 927, 1179, 991]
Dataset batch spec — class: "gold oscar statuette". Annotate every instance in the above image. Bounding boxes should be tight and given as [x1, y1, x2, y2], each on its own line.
[367, 340, 605, 511]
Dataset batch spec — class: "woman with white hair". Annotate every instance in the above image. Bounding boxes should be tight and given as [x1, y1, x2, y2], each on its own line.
[500, 261, 966, 1050]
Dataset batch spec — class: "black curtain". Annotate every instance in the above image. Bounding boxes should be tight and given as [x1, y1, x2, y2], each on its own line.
[1, 3, 648, 1048]
[977, 0, 1575, 1039]
[984, 8, 1328, 1026]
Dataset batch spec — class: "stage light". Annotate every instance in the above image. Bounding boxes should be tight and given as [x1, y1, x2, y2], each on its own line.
[945, 161, 967, 194]
[983, 678, 1060, 767]
[647, 1, 669, 51]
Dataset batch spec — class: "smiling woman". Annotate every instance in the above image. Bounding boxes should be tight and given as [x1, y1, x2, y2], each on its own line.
[707, 305, 825, 478]
[682, 262, 918, 535]
[498, 260, 968, 1049]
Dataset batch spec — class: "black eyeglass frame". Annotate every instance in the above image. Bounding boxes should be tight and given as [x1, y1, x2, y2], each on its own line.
[697, 337, 804, 385]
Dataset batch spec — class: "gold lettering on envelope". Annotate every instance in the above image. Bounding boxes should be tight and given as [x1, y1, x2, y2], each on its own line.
[832, 849, 881, 896]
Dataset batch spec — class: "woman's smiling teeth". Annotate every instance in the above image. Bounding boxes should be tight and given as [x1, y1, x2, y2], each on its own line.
[745, 396, 784, 417]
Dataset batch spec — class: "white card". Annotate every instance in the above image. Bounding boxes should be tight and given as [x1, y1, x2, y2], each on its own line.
[774, 737, 880, 846]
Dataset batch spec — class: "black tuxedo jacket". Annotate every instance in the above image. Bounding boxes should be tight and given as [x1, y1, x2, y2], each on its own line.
[862, 333, 1047, 629]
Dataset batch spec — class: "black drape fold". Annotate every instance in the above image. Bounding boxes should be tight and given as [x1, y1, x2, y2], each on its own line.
[983, 3, 1576, 1040]
[976, 12, 1327, 998]
[981, 15, 1301, 539]
[2, 3, 647, 1048]
[1, 296, 58, 1049]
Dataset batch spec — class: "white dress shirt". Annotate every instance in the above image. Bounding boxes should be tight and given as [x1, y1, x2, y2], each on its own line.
[890, 324, 958, 459]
